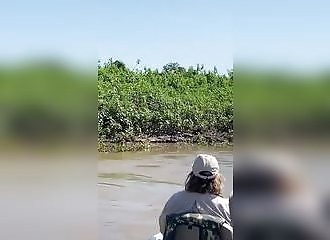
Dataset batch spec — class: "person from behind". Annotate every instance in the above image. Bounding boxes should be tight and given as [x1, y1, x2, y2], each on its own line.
[159, 154, 231, 235]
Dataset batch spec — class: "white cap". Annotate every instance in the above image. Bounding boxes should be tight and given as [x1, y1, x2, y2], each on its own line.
[192, 154, 219, 179]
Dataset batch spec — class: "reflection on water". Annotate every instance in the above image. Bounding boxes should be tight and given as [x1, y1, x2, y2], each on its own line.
[98, 145, 233, 240]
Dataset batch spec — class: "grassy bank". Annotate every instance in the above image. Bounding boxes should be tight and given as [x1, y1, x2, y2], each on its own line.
[98, 60, 233, 152]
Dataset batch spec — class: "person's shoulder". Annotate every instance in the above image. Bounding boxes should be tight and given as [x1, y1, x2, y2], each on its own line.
[170, 190, 187, 199]
[212, 195, 230, 206]
[168, 190, 197, 201]
[163, 191, 188, 207]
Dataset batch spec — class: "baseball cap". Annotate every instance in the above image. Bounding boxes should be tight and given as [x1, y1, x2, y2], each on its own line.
[192, 154, 219, 179]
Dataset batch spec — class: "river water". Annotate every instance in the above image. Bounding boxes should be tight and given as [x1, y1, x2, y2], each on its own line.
[98, 145, 233, 240]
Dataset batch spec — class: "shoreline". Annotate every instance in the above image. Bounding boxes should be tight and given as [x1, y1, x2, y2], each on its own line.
[98, 133, 233, 152]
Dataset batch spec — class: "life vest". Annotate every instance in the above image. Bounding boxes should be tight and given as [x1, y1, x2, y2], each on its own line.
[163, 213, 233, 240]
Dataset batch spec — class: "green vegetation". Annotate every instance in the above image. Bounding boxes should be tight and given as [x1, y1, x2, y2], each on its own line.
[235, 69, 330, 143]
[0, 61, 94, 149]
[98, 59, 233, 152]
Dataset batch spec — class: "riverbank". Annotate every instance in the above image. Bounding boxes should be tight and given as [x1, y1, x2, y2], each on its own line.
[98, 60, 233, 152]
[98, 133, 233, 152]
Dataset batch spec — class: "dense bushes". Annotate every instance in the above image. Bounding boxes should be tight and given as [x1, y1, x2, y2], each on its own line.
[98, 60, 233, 144]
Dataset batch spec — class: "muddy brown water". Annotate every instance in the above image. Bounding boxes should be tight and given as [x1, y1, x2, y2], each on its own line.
[98, 146, 233, 240]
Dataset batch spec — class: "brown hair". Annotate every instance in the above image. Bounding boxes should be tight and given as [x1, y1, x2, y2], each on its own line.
[185, 171, 224, 196]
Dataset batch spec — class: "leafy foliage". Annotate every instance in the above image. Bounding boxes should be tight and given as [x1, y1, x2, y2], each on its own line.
[98, 60, 233, 143]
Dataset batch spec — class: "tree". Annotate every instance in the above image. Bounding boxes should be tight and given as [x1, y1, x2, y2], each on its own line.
[163, 62, 184, 73]
[112, 60, 126, 70]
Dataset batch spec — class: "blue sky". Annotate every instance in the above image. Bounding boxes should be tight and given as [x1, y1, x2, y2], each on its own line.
[1, 1, 232, 72]
[97, 0, 232, 72]
[1, 1, 329, 72]
[0, 1, 97, 67]
[234, 0, 330, 71]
